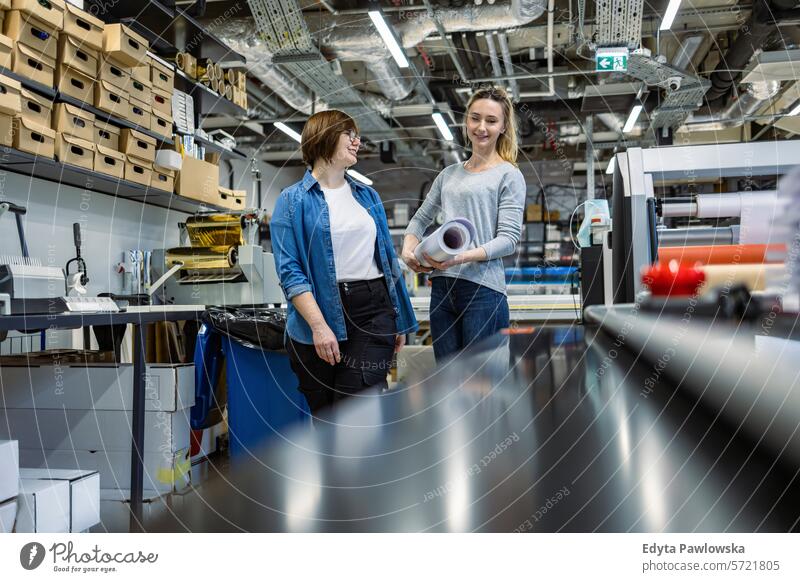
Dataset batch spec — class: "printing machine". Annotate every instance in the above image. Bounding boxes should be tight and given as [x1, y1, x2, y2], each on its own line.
[581, 140, 800, 307]
[151, 211, 284, 306]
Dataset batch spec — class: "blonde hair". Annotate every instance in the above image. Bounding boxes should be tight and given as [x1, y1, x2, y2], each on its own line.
[464, 86, 518, 165]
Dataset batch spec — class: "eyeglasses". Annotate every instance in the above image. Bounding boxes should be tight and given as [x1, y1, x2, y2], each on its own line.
[343, 129, 361, 143]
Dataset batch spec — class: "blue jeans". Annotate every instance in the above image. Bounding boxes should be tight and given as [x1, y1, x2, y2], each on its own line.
[429, 277, 510, 362]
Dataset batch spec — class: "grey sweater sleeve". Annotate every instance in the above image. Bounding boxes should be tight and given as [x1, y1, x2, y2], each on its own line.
[480, 169, 526, 260]
[405, 173, 443, 240]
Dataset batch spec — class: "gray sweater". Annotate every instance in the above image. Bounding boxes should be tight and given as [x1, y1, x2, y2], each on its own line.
[405, 161, 526, 295]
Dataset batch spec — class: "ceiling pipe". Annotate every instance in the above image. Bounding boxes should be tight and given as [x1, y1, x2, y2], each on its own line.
[485, 32, 505, 86]
[451, 32, 476, 82]
[496, 32, 519, 100]
[516, 0, 554, 98]
[465, 32, 488, 79]
[704, 0, 789, 103]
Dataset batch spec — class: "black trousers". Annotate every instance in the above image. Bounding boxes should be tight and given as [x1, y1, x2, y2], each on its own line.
[287, 277, 397, 414]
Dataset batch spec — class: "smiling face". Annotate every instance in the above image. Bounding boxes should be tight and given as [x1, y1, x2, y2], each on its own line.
[466, 98, 505, 152]
[333, 128, 361, 168]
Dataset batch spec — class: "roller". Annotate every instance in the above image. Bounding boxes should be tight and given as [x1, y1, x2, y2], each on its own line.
[224, 84, 233, 100]
[225, 69, 236, 84]
[201, 59, 216, 79]
[165, 245, 237, 270]
[657, 243, 785, 266]
[657, 226, 739, 247]
[414, 218, 477, 268]
[697, 263, 786, 295]
[213, 63, 223, 79]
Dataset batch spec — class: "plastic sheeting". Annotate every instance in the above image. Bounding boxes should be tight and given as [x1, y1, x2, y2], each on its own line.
[201, 306, 286, 351]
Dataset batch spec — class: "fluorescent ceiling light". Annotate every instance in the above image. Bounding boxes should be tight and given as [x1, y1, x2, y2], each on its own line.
[274, 122, 301, 142]
[368, 10, 409, 69]
[347, 169, 373, 186]
[788, 102, 800, 116]
[622, 104, 644, 134]
[660, 0, 683, 31]
[432, 111, 454, 141]
[606, 156, 616, 175]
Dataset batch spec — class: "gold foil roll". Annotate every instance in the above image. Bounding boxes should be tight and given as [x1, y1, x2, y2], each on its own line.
[225, 69, 236, 84]
[185, 214, 243, 247]
[165, 245, 237, 270]
[224, 84, 233, 100]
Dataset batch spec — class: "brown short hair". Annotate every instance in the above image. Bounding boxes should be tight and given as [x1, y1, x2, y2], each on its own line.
[301, 110, 358, 167]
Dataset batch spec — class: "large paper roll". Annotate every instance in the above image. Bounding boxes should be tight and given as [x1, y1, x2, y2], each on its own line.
[414, 218, 477, 268]
[165, 245, 237, 270]
[658, 243, 785, 266]
[698, 263, 786, 295]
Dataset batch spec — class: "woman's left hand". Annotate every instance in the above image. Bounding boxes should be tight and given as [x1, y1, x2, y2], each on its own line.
[394, 334, 406, 353]
[423, 252, 469, 270]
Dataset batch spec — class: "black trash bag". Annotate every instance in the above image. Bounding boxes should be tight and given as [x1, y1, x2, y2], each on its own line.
[202, 306, 287, 351]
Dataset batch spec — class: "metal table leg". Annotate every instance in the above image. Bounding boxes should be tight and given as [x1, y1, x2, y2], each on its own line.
[129, 322, 146, 532]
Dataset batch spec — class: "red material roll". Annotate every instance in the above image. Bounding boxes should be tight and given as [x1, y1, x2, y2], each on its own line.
[657, 244, 785, 266]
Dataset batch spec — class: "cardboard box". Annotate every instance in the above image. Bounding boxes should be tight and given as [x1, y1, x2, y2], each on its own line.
[96, 488, 180, 533]
[125, 155, 152, 186]
[151, 167, 174, 192]
[128, 98, 151, 130]
[218, 186, 246, 210]
[151, 57, 174, 91]
[4, 10, 59, 60]
[0, 498, 16, 533]
[21, 448, 191, 494]
[2, 407, 191, 453]
[0, 113, 13, 146]
[0, 363, 195, 411]
[98, 57, 129, 90]
[102, 23, 147, 67]
[19, 468, 99, 532]
[175, 155, 220, 202]
[63, 1, 102, 51]
[56, 63, 93, 103]
[53, 101, 94, 140]
[20, 86, 52, 125]
[12, 42, 56, 87]
[151, 84, 171, 116]
[150, 107, 172, 139]
[94, 121, 120, 150]
[11, 0, 65, 31]
[131, 61, 150, 84]
[17, 478, 70, 533]
[12, 115, 55, 157]
[0, 440, 19, 502]
[94, 144, 124, 178]
[94, 78, 128, 117]
[57, 34, 98, 78]
[120, 127, 156, 162]
[55, 133, 93, 169]
[0, 73, 22, 115]
[127, 76, 151, 103]
[0, 33, 11, 69]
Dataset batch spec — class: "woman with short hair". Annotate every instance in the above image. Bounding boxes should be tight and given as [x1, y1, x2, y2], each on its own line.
[272, 110, 418, 414]
[401, 87, 526, 361]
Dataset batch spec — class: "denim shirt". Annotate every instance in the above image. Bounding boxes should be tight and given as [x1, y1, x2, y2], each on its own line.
[271, 169, 418, 344]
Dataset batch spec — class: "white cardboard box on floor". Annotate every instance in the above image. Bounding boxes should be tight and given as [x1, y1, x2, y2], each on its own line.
[0, 439, 19, 502]
[0, 498, 17, 533]
[19, 448, 191, 494]
[17, 479, 71, 533]
[19, 468, 100, 532]
[0, 363, 194, 412]
[1, 408, 191, 453]
[94, 488, 188, 533]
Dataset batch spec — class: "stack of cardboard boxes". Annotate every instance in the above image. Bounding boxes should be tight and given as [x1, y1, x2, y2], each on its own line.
[4, 0, 65, 87]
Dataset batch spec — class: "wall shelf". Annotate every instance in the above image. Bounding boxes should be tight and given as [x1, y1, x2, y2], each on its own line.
[0, 147, 223, 214]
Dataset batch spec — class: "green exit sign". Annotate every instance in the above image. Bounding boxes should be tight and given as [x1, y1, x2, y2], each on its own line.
[596, 48, 629, 72]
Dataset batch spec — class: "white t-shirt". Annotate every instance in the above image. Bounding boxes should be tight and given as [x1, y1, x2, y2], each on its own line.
[321, 181, 382, 282]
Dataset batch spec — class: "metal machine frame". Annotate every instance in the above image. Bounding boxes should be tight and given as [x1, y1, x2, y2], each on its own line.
[610, 140, 800, 303]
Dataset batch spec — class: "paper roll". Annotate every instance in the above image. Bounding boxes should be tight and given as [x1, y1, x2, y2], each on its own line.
[414, 218, 477, 267]
[165, 245, 237, 270]
[698, 263, 786, 295]
[658, 244, 786, 266]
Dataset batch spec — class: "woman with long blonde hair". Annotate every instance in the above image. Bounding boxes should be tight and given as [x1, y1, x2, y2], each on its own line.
[401, 86, 526, 361]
